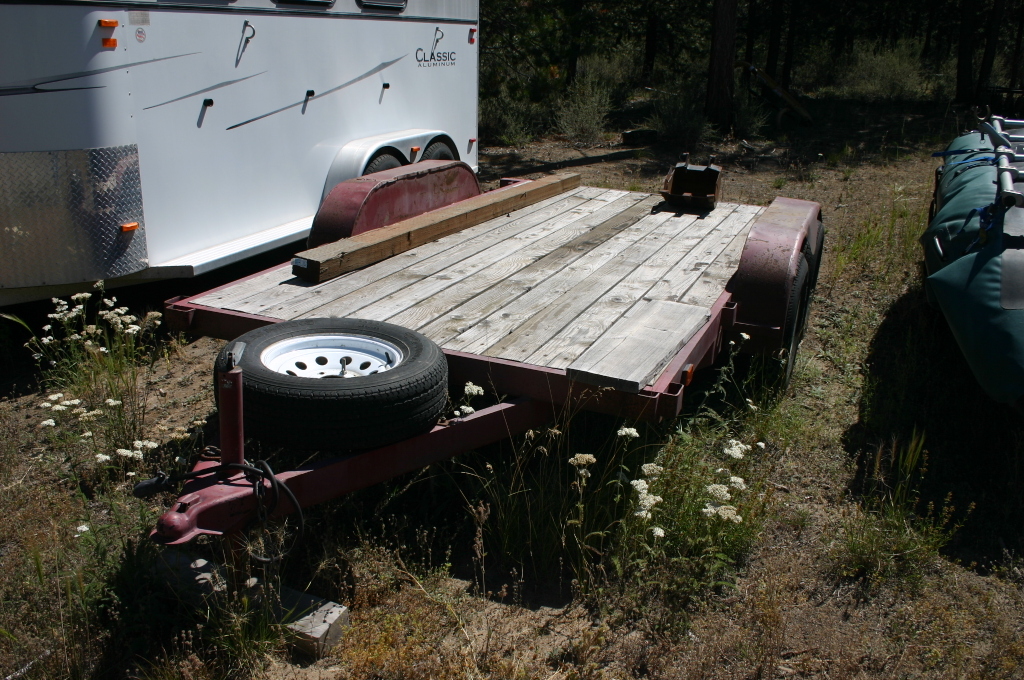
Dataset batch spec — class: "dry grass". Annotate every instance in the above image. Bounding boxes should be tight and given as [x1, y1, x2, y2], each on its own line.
[4, 102, 1024, 679]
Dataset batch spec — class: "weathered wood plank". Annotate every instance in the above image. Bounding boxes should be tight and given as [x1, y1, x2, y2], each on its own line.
[679, 212, 759, 309]
[440, 205, 713, 354]
[288, 188, 622, 320]
[190, 264, 297, 309]
[292, 173, 582, 283]
[413, 194, 665, 345]
[481, 210, 718, 362]
[644, 204, 762, 303]
[382, 193, 655, 330]
[526, 205, 742, 369]
[333, 191, 637, 323]
[566, 299, 710, 392]
[230, 187, 603, 317]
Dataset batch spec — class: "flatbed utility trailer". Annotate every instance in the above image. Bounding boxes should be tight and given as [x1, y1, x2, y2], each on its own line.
[152, 171, 822, 545]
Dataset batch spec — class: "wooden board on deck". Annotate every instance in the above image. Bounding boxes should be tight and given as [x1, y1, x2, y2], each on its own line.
[566, 299, 710, 393]
[291, 173, 581, 283]
[189, 188, 766, 395]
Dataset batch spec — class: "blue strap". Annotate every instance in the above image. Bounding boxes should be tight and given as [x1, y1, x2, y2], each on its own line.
[945, 155, 996, 167]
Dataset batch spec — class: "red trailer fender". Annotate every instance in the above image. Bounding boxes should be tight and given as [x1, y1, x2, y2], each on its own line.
[728, 197, 823, 351]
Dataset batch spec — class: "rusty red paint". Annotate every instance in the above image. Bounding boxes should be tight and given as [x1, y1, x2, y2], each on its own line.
[727, 197, 821, 348]
[152, 397, 551, 544]
[308, 159, 481, 246]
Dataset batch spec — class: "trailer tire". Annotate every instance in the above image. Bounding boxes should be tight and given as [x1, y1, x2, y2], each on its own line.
[779, 254, 811, 387]
[364, 151, 403, 175]
[421, 141, 456, 161]
[215, 319, 448, 453]
[803, 221, 825, 291]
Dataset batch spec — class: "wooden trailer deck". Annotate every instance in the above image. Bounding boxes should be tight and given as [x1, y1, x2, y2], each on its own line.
[188, 186, 764, 393]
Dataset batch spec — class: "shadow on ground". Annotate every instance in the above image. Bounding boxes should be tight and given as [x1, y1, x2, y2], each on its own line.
[844, 286, 1024, 566]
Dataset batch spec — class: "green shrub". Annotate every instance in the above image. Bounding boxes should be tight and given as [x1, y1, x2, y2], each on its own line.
[556, 71, 612, 145]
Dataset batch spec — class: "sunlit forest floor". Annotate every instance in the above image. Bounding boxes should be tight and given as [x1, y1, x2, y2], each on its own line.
[3, 99, 1024, 678]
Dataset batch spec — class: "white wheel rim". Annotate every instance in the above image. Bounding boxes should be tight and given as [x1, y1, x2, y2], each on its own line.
[260, 334, 404, 378]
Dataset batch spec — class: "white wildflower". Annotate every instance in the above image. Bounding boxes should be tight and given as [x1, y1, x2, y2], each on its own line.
[125, 325, 141, 335]
[569, 453, 597, 466]
[729, 476, 747, 491]
[740, 332, 751, 340]
[637, 493, 662, 512]
[47, 393, 64, 401]
[39, 402, 52, 409]
[716, 505, 743, 523]
[81, 431, 93, 438]
[722, 439, 751, 460]
[641, 463, 664, 477]
[95, 453, 110, 462]
[76, 525, 89, 533]
[756, 441, 766, 449]
[630, 479, 649, 493]
[116, 449, 134, 457]
[134, 440, 159, 450]
[99, 347, 108, 354]
[464, 381, 485, 397]
[40, 336, 53, 345]
[71, 292, 91, 302]
[40, 419, 56, 427]
[126, 472, 136, 477]
[578, 468, 591, 478]
[51, 404, 67, 412]
[701, 503, 717, 517]
[61, 399, 80, 406]
[459, 405, 475, 416]
[105, 399, 121, 406]
[617, 427, 640, 438]
[42, 325, 52, 332]
[191, 419, 206, 427]
[635, 510, 652, 520]
[706, 484, 731, 502]
[72, 407, 86, 414]
[745, 398, 758, 412]
[651, 526, 665, 538]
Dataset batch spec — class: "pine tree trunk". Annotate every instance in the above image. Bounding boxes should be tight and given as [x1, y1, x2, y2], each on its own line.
[956, 0, 979, 102]
[706, 0, 740, 130]
[765, 0, 784, 77]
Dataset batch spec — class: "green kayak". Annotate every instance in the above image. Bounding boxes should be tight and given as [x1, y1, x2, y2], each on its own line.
[921, 123, 1024, 404]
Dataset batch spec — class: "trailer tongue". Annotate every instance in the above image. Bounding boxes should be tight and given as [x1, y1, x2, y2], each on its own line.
[146, 167, 822, 546]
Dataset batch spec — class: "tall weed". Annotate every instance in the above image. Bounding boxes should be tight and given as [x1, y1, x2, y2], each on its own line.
[556, 71, 612, 145]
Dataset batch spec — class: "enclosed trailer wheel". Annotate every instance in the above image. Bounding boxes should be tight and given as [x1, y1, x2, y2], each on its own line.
[215, 319, 448, 453]
[421, 141, 456, 161]
[364, 151, 404, 175]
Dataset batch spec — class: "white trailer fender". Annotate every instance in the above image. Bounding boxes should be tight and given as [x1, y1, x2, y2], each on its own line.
[320, 129, 463, 204]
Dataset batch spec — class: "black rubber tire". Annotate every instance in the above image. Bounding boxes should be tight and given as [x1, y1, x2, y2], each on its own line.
[363, 152, 403, 175]
[215, 319, 448, 453]
[803, 221, 825, 292]
[421, 141, 456, 161]
[779, 255, 811, 388]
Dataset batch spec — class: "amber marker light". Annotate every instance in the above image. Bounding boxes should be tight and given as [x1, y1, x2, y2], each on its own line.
[120, 222, 139, 232]
[410, 146, 421, 160]
[98, 19, 119, 27]
[102, 38, 118, 48]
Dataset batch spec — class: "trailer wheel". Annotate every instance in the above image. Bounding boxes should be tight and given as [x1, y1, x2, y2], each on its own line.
[779, 254, 811, 387]
[421, 141, 456, 161]
[215, 319, 448, 453]
[803, 221, 825, 291]
[363, 151, 403, 175]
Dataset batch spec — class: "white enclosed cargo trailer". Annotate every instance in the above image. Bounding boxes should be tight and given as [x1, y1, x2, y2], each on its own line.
[0, 0, 479, 305]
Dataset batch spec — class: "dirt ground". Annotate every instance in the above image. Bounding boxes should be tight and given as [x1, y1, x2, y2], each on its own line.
[4, 110, 1024, 678]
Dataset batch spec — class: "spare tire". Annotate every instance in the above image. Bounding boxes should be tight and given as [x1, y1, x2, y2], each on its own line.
[215, 319, 448, 453]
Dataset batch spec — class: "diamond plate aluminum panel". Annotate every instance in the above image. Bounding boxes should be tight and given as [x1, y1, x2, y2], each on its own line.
[0, 145, 149, 289]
